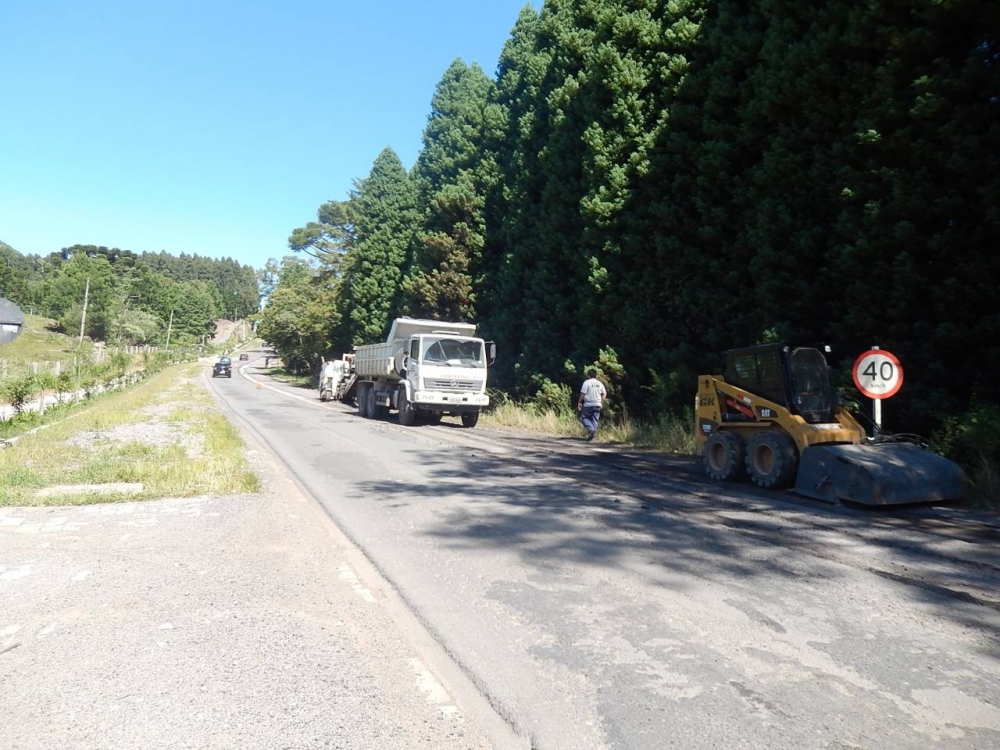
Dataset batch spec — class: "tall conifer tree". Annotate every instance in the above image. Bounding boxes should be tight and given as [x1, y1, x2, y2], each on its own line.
[338, 148, 418, 346]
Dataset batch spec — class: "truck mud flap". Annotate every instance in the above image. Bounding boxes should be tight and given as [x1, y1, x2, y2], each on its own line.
[794, 442, 966, 506]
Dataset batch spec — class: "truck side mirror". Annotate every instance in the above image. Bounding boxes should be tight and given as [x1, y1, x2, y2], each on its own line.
[486, 341, 497, 366]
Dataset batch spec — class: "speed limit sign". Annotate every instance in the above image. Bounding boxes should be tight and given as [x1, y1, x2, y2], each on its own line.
[852, 349, 903, 400]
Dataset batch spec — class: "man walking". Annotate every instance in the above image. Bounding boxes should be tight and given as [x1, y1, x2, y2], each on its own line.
[577, 368, 607, 442]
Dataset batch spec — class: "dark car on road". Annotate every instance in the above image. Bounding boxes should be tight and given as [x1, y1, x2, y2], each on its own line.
[239, 352, 249, 361]
[213, 357, 232, 378]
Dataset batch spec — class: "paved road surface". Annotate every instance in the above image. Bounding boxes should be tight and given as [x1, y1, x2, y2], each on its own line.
[215, 355, 1000, 749]
[0, 398, 499, 749]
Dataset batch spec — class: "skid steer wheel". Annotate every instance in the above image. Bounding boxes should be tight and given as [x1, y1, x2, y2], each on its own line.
[704, 431, 746, 481]
[745, 431, 798, 489]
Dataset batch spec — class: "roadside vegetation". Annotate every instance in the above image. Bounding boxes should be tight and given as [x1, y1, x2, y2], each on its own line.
[0, 362, 260, 506]
[484, 388, 695, 455]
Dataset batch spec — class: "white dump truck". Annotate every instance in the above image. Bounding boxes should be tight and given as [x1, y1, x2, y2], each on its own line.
[353, 318, 494, 427]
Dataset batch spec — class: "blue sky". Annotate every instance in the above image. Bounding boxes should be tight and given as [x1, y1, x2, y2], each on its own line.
[1, 0, 541, 271]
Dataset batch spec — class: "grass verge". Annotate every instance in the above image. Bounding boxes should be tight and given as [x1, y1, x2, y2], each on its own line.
[0, 362, 260, 506]
[267, 367, 314, 388]
[482, 402, 696, 454]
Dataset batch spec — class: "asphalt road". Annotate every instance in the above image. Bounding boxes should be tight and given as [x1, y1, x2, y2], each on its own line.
[214, 355, 1000, 750]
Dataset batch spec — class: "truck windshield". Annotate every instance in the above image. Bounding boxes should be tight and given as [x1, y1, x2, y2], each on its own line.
[421, 337, 484, 367]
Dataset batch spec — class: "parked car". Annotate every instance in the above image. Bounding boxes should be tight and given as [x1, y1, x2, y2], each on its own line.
[238, 352, 249, 361]
[213, 357, 232, 378]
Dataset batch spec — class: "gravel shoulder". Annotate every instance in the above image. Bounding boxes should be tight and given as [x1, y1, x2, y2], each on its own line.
[0, 377, 496, 750]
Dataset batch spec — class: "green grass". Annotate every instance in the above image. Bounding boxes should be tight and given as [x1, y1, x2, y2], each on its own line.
[482, 401, 696, 454]
[267, 367, 314, 388]
[0, 362, 260, 506]
[0, 314, 92, 368]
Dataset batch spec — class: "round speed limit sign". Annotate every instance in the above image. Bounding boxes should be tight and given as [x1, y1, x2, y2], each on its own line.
[852, 349, 903, 399]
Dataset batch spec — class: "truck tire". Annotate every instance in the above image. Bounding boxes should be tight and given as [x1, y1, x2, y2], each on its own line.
[745, 431, 798, 489]
[366, 388, 379, 419]
[704, 431, 746, 481]
[373, 392, 389, 420]
[398, 388, 417, 426]
[358, 385, 371, 418]
[461, 411, 480, 428]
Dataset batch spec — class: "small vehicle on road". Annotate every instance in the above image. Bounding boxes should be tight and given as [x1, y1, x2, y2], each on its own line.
[239, 352, 249, 361]
[213, 357, 232, 378]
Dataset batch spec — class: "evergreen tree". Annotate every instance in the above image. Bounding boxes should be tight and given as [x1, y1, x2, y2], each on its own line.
[338, 147, 419, 346]
[403, 60, 495, 322]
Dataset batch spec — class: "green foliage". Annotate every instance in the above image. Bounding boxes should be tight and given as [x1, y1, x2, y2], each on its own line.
[0, 243, 258, 347]
[403, 60, 496, 322]
[1, 375, 41, 415]
[934, 402, 1000, 508]
[528, 376, 574, 416]
[265, 0, 999, 457]
[338, 148, 419, 347]
[256, 257, 338, 373]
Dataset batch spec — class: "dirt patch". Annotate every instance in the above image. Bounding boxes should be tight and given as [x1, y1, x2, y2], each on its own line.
[68, 419, 205, 458]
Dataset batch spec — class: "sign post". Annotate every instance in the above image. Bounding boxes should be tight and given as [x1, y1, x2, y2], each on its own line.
[852, 347, 904, 432]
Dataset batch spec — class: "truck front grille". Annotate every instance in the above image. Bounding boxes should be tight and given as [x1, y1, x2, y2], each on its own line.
[428, 379, 481, 391]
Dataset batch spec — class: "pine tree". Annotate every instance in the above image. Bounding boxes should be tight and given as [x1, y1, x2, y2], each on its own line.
[403, 60, 495, 321]
[338, 147, 419, 346]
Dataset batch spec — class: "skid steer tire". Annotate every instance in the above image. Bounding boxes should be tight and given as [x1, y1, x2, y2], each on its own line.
[704, 431, 746, 481]
[746, 431, 798, 489]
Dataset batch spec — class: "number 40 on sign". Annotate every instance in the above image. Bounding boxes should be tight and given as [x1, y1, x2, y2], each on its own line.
[852, 349, 904, 400]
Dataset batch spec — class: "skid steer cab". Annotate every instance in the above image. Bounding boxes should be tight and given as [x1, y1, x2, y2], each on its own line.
[695, 344, 965, 506]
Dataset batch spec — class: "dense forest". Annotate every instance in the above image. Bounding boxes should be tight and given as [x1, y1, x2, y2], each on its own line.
[0, 241, 259, 346]
[262, 1, 998, 461]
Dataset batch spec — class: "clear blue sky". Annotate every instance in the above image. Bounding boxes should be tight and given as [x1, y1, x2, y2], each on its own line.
[0, 0, 541, 271]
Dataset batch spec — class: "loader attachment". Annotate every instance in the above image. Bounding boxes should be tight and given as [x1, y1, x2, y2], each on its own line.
[794, 442, 966, 506]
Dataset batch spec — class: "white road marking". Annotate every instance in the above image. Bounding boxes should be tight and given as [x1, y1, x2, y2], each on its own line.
[409, 658, 457, 714]
[337, 565, 376, 602]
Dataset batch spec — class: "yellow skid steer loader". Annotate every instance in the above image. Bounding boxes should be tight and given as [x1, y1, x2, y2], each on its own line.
[695, 344, 965, 505]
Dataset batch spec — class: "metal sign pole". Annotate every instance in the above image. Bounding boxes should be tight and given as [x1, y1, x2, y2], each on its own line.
[872, 345, 881, 432]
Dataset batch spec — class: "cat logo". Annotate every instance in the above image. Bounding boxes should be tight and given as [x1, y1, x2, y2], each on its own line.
[759, 408, 774, 419]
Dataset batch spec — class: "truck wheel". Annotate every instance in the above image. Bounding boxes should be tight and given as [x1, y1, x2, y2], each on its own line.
[366, 389, 379, 419]
[745, 431, 798, 489]
[373, 393, 389, 420]
[398, 389, 417, 426]
[704, 431, 746, 481]
[461, 412, 480, 428]
[358, 385, 371, 418]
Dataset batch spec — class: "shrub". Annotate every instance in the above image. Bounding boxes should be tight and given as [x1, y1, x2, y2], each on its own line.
[529, 376, 573, 416]
[1, 375, 40, 415]
[933, 402, 1000, 508]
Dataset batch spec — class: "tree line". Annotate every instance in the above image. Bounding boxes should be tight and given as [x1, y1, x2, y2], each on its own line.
[259, 0, 998, 457]
[0, 241, 259, 346]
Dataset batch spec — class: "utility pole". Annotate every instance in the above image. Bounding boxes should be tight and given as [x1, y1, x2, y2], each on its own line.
[165, 309, 174, 351]
[78, 277, 90, 346]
